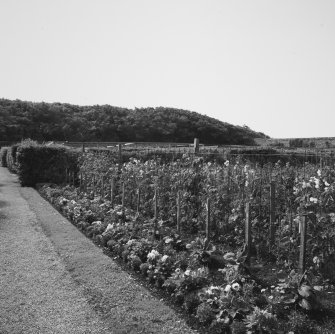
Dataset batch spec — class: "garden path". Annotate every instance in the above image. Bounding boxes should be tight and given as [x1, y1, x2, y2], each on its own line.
[0, 167, 196, 334]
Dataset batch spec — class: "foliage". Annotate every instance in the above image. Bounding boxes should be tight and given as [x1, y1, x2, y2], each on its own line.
[0, 147, 8, 167]
[0, 98, 267, 144]
[15, 140, 79, 186]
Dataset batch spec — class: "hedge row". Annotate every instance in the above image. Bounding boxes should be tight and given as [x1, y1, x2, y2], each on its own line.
[0, 147, 8, 167]
[3, 140, 79, 187]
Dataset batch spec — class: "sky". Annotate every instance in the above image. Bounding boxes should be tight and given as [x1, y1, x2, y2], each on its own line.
[1, 0, 335, 138]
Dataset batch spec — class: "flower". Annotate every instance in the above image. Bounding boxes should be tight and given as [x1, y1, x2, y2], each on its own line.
[310, 197, 318, 204]
[317, 169, 322, 177]
[224, 160, 229, 167]
[147, 249, 160, 260]
[232, 282, 241, 291]
[184, 269, 191, 276]
[161, 255, 169, 262]
[224, 284, 232, 293]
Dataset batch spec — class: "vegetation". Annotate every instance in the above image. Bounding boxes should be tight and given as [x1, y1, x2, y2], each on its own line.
[8, 140, 79, 186]
[0, 98, 267, 144]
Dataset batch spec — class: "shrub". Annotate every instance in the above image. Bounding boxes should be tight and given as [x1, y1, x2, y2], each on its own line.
[0, 147, 8, 167]
[16, 140, 79, 186]
[6, 144, 19, 173]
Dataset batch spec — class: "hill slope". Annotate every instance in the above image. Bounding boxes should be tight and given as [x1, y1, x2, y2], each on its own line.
[0, 98, 267, 144]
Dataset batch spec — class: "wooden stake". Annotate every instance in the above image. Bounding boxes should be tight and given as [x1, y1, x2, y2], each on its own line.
[92, 174, 96, 196]
[269, 181, 276, 245]
[110, 178, 114, 205]
[299, 216, 307, 274]
[101, 176, 104, 198]
[205, 198, 211, 247]
[194, 138, 199, 154]
[121, 182, 125, 208]
[136, 188, 140, 213]
[177, 191, 181, 234]
[245, 202, 251, 265]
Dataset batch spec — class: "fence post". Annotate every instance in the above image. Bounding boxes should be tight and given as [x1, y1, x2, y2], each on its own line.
[82, 143, 85, 153]
[79, 172, 82, 191]
[299, 215, 307, 274]
[269, 181, 276, 246]
[194, 138, 200, 154]
[245, 202, 251, 266]
[177, 191, 181, 234]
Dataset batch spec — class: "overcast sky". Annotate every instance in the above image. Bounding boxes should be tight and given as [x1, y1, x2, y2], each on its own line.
[1, 0, 334, 138]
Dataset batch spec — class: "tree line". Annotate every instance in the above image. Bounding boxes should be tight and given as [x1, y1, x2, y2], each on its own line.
[0, 98, 267, 144]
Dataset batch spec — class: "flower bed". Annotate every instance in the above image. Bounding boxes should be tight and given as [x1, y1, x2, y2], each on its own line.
[38, 182, 335, 334]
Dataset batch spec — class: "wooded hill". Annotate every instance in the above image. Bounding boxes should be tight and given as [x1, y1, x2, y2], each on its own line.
[0, 98, 267, 144]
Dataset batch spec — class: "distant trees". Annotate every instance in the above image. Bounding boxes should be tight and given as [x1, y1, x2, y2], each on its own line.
[0, 98, 267, 144]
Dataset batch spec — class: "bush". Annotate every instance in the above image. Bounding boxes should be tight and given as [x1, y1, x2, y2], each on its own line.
[6, 144, 19, 173]
[0, 147, 8, 167]
[16, 140, 79, 186]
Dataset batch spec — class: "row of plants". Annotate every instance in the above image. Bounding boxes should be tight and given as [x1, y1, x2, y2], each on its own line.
[34, 149, 335, 333]
[78, 152, 335, 275]
[38, 182, 334, 333]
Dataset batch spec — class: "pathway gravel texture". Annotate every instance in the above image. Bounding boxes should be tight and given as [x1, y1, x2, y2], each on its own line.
[0, 167, 196, 334]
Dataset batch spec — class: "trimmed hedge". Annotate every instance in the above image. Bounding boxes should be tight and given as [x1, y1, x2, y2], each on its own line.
[0, 147, 8, 167]
[16, 140, 79, 186]
[6, 144, 19, 173]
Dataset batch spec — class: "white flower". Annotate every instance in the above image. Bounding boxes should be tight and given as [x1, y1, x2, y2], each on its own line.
[232, 282, 241, 291]
[105, 223, 114, 232]
[185, 243, 192, 250]
[161, 255, 169, 262]
[224, 160, 229, 167]
[184, 269, 191, 276]
[147, 249, 160, 260]
[313, 256, 320, 264]
[324, 180, 330, 187]
[310, 197, 318, 204]
[224, 284, 232, 293]
[317, 169, 322, 177]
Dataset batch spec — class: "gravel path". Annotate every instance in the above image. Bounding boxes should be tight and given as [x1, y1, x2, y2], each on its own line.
[0, 167, 196, 334]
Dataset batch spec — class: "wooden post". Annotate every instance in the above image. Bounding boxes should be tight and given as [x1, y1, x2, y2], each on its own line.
[136, 188, 140, 213]
[118, 144, 122, 171]
[79, 172, 82, 191]
[177, 191, 181, 234]
[121, 182, 125, 208]
[110, 178, 114, 205]
[205, 198, 211, 248]
[269, 181, 276, 245]
[92, 174, 96, 196]
[299, 216, 307, 274]
[101, 176, 104, 198]
[194, 138, 200, 154]
[82, 143, 85, 153]
[154, 188, 158, 219]
[245, 202, 251, 265]
[153, 188, 158, 239]
[72, 171, 75, 186]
